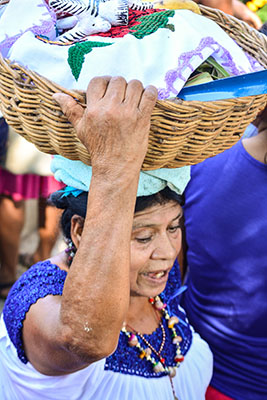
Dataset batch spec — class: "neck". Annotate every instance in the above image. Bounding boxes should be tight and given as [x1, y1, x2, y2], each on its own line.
[125, 295, 160, 334]
[242, 128, 267, 164]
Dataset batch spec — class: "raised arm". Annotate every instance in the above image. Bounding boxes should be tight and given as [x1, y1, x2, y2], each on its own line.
[22, 76, 158, 375]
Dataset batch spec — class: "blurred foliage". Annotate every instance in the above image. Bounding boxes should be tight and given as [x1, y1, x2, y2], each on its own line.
[241, 0, 267, 21]
[247, 0, 267, 11]
[256, 3, 267, 22]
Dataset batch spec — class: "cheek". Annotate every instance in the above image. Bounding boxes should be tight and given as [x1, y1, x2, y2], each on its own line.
[167, 230, 182, 257]
[129, 259, 144, 292]
[175, 231, 182, 252]
[130, 244, 151, 276]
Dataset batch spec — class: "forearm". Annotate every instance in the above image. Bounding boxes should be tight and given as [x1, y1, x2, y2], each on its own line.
[59, 173, 139, 361]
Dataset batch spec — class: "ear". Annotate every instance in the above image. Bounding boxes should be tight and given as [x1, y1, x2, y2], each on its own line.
[70, 215, 85, 249]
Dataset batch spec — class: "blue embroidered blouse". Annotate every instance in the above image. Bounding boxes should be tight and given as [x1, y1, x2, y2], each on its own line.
[3, 259, 192, 377]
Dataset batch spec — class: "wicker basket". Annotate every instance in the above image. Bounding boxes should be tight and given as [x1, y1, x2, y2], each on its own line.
[0, 5, 266, 170]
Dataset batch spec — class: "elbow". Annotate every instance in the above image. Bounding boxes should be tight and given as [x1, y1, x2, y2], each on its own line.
[92, 339, 118, 360]
[60, 325, 119, 363]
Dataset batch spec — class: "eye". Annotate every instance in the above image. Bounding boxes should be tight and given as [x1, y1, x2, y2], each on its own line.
[168, 225, 181, 233]
[135, 236, 152, 244]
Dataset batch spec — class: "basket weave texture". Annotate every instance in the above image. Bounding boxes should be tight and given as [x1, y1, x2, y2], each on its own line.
[0, 5, 267, 170]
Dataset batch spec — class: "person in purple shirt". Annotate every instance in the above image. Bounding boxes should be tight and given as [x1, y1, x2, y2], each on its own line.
[182, 104, 267, 400]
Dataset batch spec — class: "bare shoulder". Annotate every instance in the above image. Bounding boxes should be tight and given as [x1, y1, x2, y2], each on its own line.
[22, 291, 90, 376]
[21, 254, 89, 375]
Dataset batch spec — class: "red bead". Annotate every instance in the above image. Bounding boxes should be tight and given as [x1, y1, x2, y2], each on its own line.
[149, 297, 154, 304]
[160, 357, 165, 364]
[174, 355, 184, 363]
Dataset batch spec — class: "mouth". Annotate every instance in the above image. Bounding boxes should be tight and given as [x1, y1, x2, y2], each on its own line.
[142, 268, 170, 285]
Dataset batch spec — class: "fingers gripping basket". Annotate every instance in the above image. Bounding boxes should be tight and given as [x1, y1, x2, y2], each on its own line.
[0, 5, 266, 170]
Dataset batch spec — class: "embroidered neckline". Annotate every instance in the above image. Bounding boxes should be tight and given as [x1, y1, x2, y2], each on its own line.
[105, 261, 192, 377]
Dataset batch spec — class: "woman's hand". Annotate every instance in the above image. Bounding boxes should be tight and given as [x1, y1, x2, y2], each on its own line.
[53, 77, 158, 176]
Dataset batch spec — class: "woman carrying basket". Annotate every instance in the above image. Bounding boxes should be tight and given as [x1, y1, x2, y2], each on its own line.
[0, 76, 212, 400]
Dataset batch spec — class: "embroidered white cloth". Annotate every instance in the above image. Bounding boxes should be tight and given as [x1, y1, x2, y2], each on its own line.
[0, 0, 262, 98]
[0, 315, 213, 400]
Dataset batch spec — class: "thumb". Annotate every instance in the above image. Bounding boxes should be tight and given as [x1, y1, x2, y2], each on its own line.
[53, 93, 84, 128]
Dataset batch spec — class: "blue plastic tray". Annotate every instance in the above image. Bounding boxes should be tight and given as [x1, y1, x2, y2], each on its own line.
[178, 69, 267, 101]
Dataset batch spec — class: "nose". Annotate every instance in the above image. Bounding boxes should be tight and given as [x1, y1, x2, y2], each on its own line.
[151, 232, 180, 261]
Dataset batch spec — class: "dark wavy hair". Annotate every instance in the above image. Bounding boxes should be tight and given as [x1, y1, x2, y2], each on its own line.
[50, 187, 184, 240]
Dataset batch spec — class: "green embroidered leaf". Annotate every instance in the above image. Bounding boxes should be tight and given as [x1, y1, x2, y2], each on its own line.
[165, 23, 175, 32]
[129, 10, 175, 39]
[68, 41, 113, 81]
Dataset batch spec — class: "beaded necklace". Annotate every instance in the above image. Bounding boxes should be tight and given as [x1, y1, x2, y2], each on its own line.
[122, 295, 184, 400]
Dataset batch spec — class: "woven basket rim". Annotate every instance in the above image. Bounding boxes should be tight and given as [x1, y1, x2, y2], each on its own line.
[1, 52, 265, 108]
[0, 4, 267, 169]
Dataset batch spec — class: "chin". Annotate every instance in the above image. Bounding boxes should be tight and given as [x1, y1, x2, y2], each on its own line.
[131, 283, 167, 299]
[148, 286, 166, 299]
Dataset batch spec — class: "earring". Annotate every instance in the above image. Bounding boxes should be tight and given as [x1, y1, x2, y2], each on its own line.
[65, 239, 76, 266]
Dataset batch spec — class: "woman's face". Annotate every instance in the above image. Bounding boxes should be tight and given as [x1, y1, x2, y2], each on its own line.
[130, 201, 182, 299]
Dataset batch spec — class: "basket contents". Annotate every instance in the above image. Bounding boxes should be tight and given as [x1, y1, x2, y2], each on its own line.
[0, 0, 262, 97]
[0, 0, 266, 169]
[183, 56, 231, 87]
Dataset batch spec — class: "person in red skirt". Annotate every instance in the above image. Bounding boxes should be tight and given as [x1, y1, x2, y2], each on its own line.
[0, 117, 64, 299]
